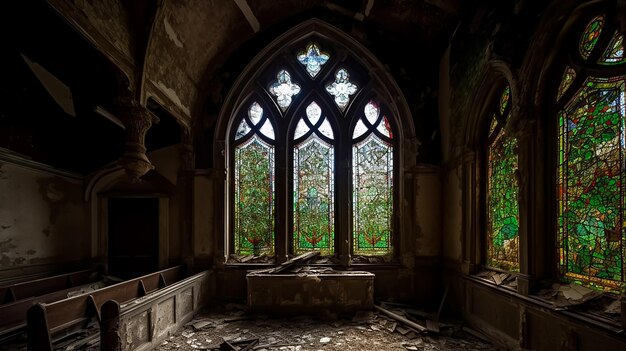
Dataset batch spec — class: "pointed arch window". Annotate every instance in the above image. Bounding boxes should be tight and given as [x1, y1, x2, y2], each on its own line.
[224, 34, 403, 262]
[486, 85, 520, 272]
[233, 102, 276, 256]
[556, 13, 626, 292]
[352, 101, 394, 256]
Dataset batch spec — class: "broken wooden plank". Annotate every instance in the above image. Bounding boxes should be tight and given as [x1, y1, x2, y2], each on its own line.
[374, 305, 427, 332]
[220, 338, 259, 351]
[267, 251, 320, 274]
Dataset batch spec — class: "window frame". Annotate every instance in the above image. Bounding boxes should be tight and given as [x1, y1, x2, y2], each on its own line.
[548, 9, 626, 292]
[214, 20, 416, 266]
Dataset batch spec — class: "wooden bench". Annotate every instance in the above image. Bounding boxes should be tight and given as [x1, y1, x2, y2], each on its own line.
[0, 267, 99, 304]
[27, 266, 213, 351]
[0, 267, 101, 337]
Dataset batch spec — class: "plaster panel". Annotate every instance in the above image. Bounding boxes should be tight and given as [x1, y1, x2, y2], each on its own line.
[177, 287, 194, 318]
[469, 285, 519, 340]
[0, 162, 87, 271]
[414, 169, 442, 256]
[442, 168, 462, 261]
[123, 310, 151, 350]
[193, 175, 213, 258]
[156, 298, 176, 337]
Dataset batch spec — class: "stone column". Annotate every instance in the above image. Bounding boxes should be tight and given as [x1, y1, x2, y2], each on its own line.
[117, 99, 160, 180]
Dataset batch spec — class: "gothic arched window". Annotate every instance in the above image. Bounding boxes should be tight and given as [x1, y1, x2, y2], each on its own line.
[486, 85, 520, 272]
[221, 29, 406, 263]
[555, 13, 626, 291]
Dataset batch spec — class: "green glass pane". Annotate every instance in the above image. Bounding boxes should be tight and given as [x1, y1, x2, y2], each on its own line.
[234, 136, 275, 255]
[353, 135, 393, 256]
[599, 32, 625, 65]
[579, 16, 604, 60]
[499, 85, 510, 115]
[558, 76, 625, 289]
[293, 137, 335, 255]
[489, 115, 499, 137]
[557, 66, 577, 101]
[487, 128, 520, 271]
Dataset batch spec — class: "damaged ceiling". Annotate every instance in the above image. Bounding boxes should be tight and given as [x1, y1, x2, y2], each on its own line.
[0, 0, 470, 173]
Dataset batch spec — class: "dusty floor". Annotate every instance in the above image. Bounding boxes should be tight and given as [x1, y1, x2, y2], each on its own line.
[156, 304, 501, 351]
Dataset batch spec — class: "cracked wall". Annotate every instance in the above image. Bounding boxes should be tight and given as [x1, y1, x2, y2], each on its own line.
[0, 161, 88, 274]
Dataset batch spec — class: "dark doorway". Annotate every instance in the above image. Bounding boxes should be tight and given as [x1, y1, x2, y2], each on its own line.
[107, 197, 159, 279]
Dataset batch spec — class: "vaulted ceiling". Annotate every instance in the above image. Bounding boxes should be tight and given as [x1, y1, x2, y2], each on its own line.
[0, 0, 484, 173]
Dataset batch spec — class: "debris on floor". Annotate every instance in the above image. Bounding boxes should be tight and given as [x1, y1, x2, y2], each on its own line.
[475, 271, 517, 288]
[476, 271, 622, 327]
[155, 305, 500, 351]
[228, 254, 273, 264]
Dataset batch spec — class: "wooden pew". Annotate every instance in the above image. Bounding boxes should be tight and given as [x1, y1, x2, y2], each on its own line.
[26, 265, 206, 351]
[0, 268, 99, 304]
[0, 267, 101, 338]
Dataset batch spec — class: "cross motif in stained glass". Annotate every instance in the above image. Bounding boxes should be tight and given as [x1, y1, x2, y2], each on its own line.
[579, 15, 604, 60]
[557, 67, 577, 101]
[297, 43, 330, 78]
[326, 68, 358, 111]
[269, 70, 301, 111]
[599, 32, 625, 65]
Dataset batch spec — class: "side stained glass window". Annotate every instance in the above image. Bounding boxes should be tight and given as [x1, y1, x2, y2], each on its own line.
[557, 14, 626, 292]
[558, 77, 625, 291]
[293, 102, 335, 255]
[233, 103, 276, 255]
[486, 85, 520, 271]
[352, 101, 393, 256]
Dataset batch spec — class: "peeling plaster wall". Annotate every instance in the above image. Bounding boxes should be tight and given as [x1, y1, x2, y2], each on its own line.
[144, 0, 250, 119]
[440, 30, 490, 263]
[0, 161, 88, 274]
[48, 0, 135, 62]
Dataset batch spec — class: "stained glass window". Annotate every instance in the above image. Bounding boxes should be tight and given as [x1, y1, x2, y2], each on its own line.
[229, 35, 398, 262]
[558, 77, 625, 291]
[326, 68, 358, 111]
[297, 43, 330, 78]
[599, 32, 625, 65]
[293, 102, 335, 255]
[557, 67, 577, 101]
[233, 103, 276, 255]
[579, 16, 604, 60]
[352, 101, 393, 256]
[487, 86, 520, 271]
[269, 70, 301, 111]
